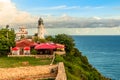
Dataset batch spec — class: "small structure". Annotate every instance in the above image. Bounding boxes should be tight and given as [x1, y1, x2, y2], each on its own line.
[12, 47, 20, 55]
[15, 39, 34, 55]
[35, 43, 56, 55]
[34, 43, 65, 55]
[38, 18, 45, 39]
[16, 27, 28, 40]
[24, 47, 30, 55]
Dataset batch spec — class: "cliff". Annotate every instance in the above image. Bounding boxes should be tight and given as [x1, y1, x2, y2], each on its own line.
[54, 48, 111, 80]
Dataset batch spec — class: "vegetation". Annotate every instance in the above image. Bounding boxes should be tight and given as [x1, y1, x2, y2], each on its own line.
[0, 57, 51, 68]
[53, 34, 111, 80]
[45, 35, 54, 42]
[0, 27, 15, 56]
[54, 34, 75, 53]
[31, 49, 38, 55]
[33, 33, 47, 43]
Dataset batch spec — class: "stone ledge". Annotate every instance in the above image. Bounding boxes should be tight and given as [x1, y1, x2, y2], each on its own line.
[55, 62, 67, 80]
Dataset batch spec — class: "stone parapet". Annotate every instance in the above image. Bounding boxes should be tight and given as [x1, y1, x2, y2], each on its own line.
[55, 62, 67, 80]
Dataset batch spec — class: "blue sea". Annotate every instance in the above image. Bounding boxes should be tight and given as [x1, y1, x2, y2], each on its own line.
[73, 36, 120, 80]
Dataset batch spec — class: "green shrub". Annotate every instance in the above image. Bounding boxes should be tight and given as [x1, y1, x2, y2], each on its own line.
[31, 49, 37, 55]
[54, 55, 64, 64]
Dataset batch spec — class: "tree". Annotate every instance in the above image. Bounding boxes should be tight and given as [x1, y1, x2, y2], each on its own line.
[45, 35, 54, 42]
[32, 33, 39, 42]
[54, 34, 75, 53]
[0, 28, 15, 55]
[32, 33, 47, 43]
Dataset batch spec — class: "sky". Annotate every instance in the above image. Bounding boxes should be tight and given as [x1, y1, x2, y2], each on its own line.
[0, 0, 120, 35]
[11, 0, 120, 17]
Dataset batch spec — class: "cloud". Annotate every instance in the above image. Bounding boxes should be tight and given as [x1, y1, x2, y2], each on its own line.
[83, 6, 104, 10]
[0, 0, 119, 30]
[41, 14, 120, 28]
[0, 0, 10, 2]
[28, 27, 120, 35]
[30, 5, 80, 11]
[30, 5, 104, 11]
[0, 0, 37, 25]
[92, 16, 101, 20]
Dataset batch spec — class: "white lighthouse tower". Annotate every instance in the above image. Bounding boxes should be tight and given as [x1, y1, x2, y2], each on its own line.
[38, 18, 45, 39]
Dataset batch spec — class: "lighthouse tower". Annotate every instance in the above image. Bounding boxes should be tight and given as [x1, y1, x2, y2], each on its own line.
[38, 18, 45, 39]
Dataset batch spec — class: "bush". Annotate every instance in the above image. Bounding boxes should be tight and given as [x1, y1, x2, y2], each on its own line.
[54, 55, 64, 64]
[0, 50, 9, 56]
[31, 49, 37, 55]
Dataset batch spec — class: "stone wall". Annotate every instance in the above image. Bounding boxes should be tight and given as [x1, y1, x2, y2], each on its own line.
[55, 62, 67, 80]
[35, 55, 53, 59]
[54, 51, 66, 55]
[8, 55, 53, 59]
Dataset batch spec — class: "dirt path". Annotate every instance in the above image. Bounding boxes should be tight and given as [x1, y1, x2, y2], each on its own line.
[0, 65, 57, 80]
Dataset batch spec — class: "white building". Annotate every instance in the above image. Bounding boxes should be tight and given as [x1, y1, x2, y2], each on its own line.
[38, 18, 45, 39]
[16, 27, 28, 40]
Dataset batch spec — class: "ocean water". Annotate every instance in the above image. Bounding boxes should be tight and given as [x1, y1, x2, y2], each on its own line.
[73, 36, 120, 80]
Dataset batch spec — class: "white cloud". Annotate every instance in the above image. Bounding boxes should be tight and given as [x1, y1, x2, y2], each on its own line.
[31, 5, 104, 11]
[0, 0, 10, 2]
[28, 27, 120, 35]
[84, 6, 104, 9]
[92, 16, 101, 20]
[30, 5, 80, 11]
[49, 5, 67, 10]
[0, 0, 37, 25]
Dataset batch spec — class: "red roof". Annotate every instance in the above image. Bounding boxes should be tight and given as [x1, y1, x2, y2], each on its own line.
[55, 44, 65, 48]
[24, 47, 30, 50]
[16, 39, 34, 47]
[48, 43, 65, 48]
[34, 43, 65, 50]
[31, 42, 38, 47]
[34, 43, 56, 50]
[12, 47, 19, 51]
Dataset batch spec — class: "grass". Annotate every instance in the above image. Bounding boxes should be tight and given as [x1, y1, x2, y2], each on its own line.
[0, 56, 52, 68]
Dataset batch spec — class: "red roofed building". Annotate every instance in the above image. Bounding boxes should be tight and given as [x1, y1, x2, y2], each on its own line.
[15, 39, 34, 55]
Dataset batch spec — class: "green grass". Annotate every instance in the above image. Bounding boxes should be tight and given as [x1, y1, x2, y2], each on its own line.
[0, 56, 52, 68]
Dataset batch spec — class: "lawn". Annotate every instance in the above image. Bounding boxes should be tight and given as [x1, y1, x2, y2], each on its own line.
[0, 56, 52, 68]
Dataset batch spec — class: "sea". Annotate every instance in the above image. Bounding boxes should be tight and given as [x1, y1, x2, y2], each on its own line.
[72, 35, 120, 80]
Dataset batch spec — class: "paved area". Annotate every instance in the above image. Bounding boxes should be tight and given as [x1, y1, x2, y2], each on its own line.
[0, 65, 57, 80]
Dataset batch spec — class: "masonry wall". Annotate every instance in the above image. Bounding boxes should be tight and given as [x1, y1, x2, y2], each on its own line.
[55, 62, 67, 80]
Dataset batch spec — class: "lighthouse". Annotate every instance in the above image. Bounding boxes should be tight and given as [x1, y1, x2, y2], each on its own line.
[38, 18, 45, 39]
